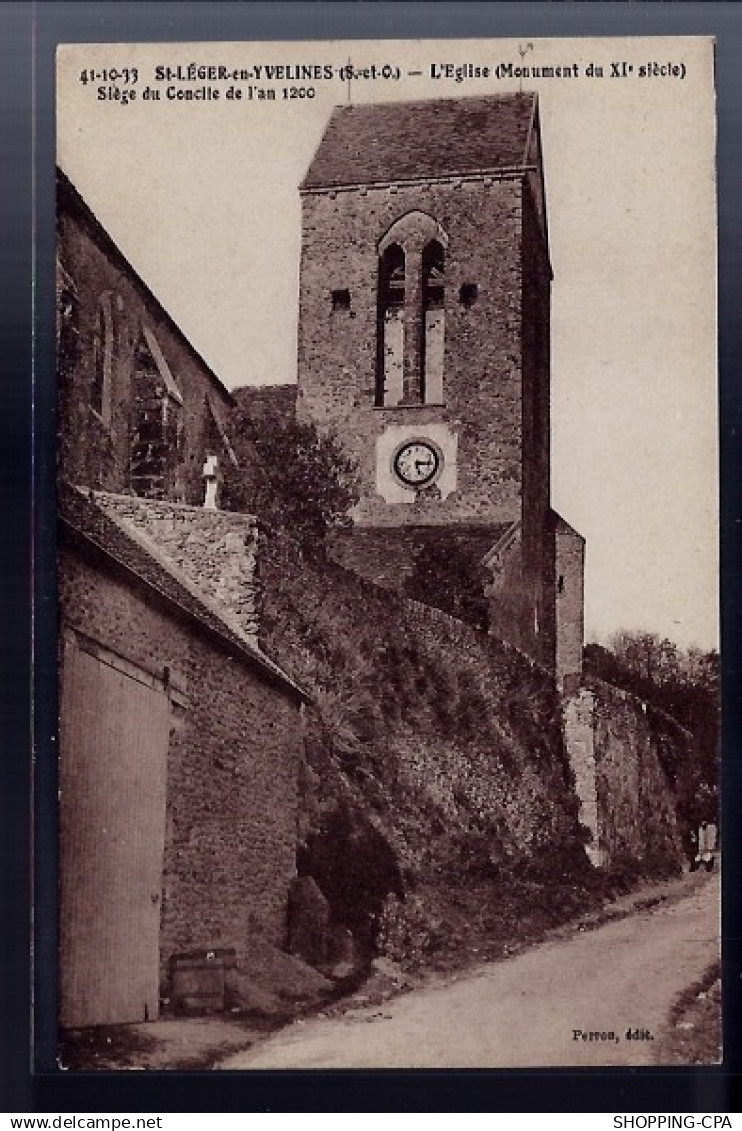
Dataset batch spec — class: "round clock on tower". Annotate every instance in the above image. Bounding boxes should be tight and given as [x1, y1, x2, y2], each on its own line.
[392, 439, 442, 489]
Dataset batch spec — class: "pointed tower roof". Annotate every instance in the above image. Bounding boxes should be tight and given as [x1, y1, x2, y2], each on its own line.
[301, 92, 539, 191]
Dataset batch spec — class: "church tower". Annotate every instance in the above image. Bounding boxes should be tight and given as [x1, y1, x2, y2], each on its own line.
[297, 94, 579, 675]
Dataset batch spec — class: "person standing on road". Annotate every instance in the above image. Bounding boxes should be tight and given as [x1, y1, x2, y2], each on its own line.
[697, 820, 717, 872]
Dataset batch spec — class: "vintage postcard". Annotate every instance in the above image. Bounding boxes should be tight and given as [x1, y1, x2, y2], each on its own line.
[54, 36, 719, 1070]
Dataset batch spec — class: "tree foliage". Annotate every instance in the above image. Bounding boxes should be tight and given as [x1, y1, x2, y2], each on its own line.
[403, 540, 489, 630]
[584, 631, 719, 826]
[221, 403, 359, 550]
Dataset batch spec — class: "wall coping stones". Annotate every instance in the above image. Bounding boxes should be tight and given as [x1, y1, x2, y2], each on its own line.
[72, 487, 308, 702]
[300, 167, 534, 197]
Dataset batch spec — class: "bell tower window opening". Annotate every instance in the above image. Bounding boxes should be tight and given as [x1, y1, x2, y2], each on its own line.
[376, 242, 405, 407]
[421, 240, 445, 405]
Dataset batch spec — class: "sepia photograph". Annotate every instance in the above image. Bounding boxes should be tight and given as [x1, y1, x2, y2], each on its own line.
[54, 36, 719, 1070]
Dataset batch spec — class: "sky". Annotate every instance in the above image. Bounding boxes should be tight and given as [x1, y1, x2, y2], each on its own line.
[56, 37, 719, 650]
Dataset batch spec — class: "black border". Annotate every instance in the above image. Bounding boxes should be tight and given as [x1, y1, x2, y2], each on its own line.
[3, 0, 741, 1113]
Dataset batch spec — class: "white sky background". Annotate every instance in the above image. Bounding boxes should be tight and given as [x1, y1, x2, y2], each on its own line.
[56, 37, 718, 650]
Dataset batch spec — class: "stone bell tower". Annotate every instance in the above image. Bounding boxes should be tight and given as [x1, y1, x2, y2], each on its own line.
[296, 93, 582, 678]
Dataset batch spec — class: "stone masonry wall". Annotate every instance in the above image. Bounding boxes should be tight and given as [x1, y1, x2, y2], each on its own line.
[92, 493, 260, 638]
[297, 177, 526, 529]
[58, 537, 302, 989]
[256, 532, 585, 932]
[555, 523, 585, 691]
[561, 690, 603, 866]
[562, 681, 685, 874]
[520, 180, 554, 668]
[593, 681, 684, 873]
[297, 173, 559, 676]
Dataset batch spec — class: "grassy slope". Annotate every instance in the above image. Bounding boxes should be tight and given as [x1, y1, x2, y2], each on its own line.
[259, 535, 683, 970]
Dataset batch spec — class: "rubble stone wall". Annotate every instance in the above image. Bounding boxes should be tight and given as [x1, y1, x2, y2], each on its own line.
[58, 535, 302, 990]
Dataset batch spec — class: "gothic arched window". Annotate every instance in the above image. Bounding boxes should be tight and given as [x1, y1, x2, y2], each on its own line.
[421, 240, 445, 405]
[130, 324, 184, 500]
[375, 212, 449, 408]
[376, 242, 405, 407]
[56, 258, 79, 380]
[91, 292, 114, 425]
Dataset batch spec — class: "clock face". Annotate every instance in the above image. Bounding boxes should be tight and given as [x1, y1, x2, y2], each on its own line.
[393, 439, 442, 488]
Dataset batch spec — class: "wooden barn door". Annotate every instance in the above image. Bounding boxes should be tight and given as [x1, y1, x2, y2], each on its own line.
[59, 633, 171, 1028]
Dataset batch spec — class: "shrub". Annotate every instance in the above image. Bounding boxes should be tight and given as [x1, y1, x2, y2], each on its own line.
[222, 404, 359, 549]
[404, 540, 489, 629]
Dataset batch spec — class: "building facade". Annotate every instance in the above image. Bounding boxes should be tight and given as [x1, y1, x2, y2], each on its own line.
[58, 487, 305, 1027]
[295, 94, 584, 683]
[56, 173, 306, 1027]
[54, 95, 590, 1026]
[57, 170, 238, 505]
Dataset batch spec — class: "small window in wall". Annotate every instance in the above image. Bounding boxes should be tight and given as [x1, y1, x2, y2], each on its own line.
[376, 243, 405, 407]
[558, 574, 565, 595]
[459, 283, 478, 307]
[422, 240, 445, 405]
[91, 292, 114, 426]
[331, 288, 351, 312]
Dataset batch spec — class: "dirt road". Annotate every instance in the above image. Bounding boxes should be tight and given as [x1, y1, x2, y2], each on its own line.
[220, 874, 720, 1069]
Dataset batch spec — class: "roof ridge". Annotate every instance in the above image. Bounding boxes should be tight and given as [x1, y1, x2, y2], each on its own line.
[91, 491, 260, 642]
[330, 91, 536, 112]
[61, 486, 307, 700]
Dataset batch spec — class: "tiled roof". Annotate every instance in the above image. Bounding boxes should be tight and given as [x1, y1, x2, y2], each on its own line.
[59, 484, 307, 702]
[302, 93, 537, 190]
[550, 510, 585, 541]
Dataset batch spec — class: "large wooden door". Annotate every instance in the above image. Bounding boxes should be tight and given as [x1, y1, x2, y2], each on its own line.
[59, 633, 171, 1028]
